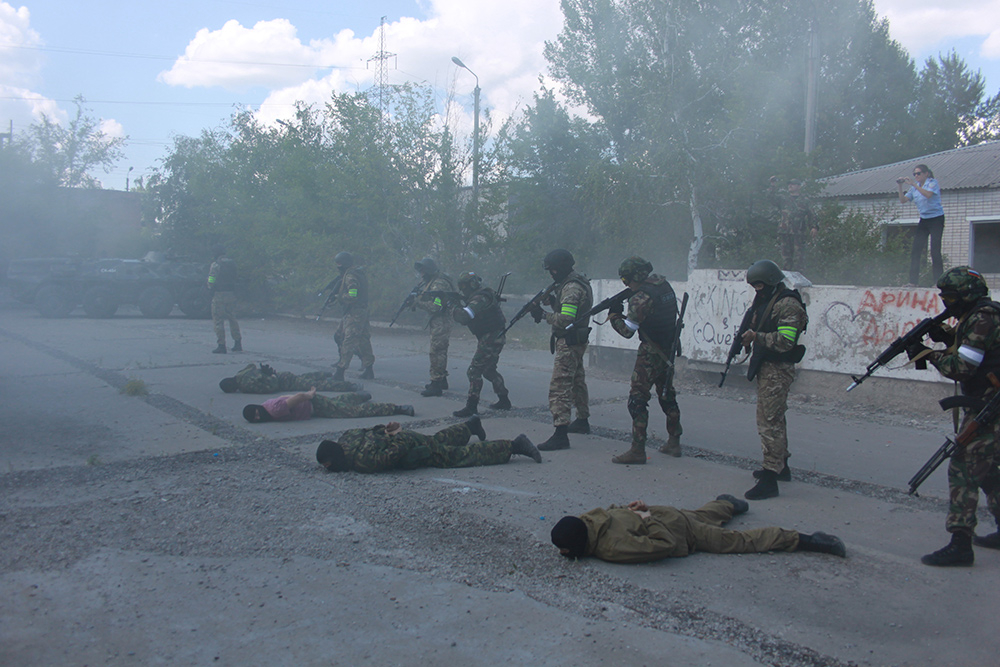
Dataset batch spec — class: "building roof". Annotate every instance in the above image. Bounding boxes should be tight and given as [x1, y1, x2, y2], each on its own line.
[818, 140, 1000, 198]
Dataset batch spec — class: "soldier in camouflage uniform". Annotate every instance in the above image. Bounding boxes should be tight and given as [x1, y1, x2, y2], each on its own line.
[769, 177, 816, 273]
[316, 416, 541, 473]
[910, 267, 1000, 566]
[208, 245, 242, 353]
[531, 249, 593, 451]
[413, 258, 455, 397]
[452, 271, 511, 417]
[331, 252, 375, 381]
[739, 260, 808, 501]
[219, 363, 363, 394]
[242, 387, 413, 423]
[606, 257, 683, 465]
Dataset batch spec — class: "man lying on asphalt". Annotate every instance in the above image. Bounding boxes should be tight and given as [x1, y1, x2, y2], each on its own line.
[243, 387, 413, 423]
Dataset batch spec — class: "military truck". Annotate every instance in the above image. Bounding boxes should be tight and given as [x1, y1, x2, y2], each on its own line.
[6, 252, 213, 319]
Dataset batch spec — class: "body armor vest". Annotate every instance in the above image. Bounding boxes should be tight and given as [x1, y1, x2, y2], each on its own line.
[467, 288, 506, 338]
[635, 279, 677, 348]
[959, 300, 1000, 397]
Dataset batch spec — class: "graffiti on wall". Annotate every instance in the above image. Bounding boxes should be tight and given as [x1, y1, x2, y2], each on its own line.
[686, 281, 752, 361]
[822, 288, 942, 352]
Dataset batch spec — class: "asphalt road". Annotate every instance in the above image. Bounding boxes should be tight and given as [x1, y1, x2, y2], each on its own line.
[0, 297, 994, 666]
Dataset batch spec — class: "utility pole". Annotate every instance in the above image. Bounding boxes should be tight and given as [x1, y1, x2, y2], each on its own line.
[804, 24, 819, 155]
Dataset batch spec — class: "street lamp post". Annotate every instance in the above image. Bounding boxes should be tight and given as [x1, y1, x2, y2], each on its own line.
[451, 56, 480, 210]
[126, 166, 134, 192]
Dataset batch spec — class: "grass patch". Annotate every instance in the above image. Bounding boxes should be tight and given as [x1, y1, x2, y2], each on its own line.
[120, 378, 149, 396]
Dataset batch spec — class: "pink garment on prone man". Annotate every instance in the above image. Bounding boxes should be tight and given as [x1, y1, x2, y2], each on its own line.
[261, 395, 313, 421]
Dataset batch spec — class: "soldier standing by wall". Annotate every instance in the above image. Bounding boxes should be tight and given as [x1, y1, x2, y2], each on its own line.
[413, 258, 455, 397]
[331, 252, 375, 381]
[769, 177, 816, 273]
[738, 260, 808, 500]
[606, 257, 683, 465]
[208, 244, 242, 354]
[911, 267, 1000, 567]
[451, 271, 511, 417]
[532, 249, 593, 451]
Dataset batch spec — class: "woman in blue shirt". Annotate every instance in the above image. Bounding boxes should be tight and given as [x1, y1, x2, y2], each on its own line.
[897, 163, 944, 285]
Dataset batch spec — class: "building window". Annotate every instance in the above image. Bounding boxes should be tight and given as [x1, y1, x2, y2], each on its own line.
[880, 218, 917, 251]
[971, 218, 1000, 273]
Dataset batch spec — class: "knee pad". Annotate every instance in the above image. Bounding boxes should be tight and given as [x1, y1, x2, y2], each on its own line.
[627, 396, 648, 420]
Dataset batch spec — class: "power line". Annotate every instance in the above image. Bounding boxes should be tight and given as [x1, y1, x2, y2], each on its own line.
[0, 95, 298, 108]
[2, 43, 366, 71]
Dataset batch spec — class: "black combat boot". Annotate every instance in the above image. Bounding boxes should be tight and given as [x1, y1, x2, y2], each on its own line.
[231, 340, 242, 352]
[744, 469, 779, 500]
[332, 367, 345, 382]
[395, 405, 415, 417]
[360, 365, 375, 379]
[973, 531, 1000, 549]
[465, 415, 486, 441]
[421, 380, 445, 397]
[659, 434, 682, 457]
[796, 532, 847, 557]
[489, 394, 512, 410]
[754, 456, 790, 481]
[212, 344, 227, 354]
[716, 494, 749, 516]
[538, 425, 570, 451]
[512, 434, 542, 463]
[453, 398, 479, 418]
[921, 532, 974, 567]
[566, 418, 590, 434]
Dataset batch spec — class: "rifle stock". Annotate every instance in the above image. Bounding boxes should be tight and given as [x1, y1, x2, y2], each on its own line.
[847, 309, 951, 392]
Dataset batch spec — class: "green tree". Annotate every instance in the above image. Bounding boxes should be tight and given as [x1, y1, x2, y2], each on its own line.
[912, 52, 988, 155]
[17, 95, 127, 188]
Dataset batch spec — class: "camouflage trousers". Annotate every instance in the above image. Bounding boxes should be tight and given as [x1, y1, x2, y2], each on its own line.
[336, 310, 375, 371]
[681, 500, 799, 554]
[946, 411, 1000, 533]
[549, 339, 589, 426]
[211, 291, 241, 346]
[428, 315, 452, 382]
[467, 332, 508, 402]
[628, 343, 682, 448]
[233, 365, 360, 393]
[312, 392, 398, 419]
[778, 233, 808, 273]
[400, 423, 513, 468]
[756, 360, 796, 473]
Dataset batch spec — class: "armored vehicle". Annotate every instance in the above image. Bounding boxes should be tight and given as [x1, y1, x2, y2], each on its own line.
[6, 252, 212, 319]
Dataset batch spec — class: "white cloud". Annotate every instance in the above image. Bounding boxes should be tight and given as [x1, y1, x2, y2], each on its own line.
[163, 0, 565, 131]
[99, 118, 125, 139]
[874, 0, 1000, 58]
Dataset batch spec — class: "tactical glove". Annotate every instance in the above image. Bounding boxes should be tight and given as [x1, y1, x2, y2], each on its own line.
[530, 302, 545, 323]
[608, 299, 625, 316]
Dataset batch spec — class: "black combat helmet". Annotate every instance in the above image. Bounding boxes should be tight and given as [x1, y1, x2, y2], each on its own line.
[335, 251, 354, 269]
[937, 266, 988, 314]
[211, 244, 226, 260]
[414, 257, 438, 276]
[457, 271, 483, 295]
[618, 256, 653, 284]
[544, 249, 575, 280]
[746, 260, 785, 287]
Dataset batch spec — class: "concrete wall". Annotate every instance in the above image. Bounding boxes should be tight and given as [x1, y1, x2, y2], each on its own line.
[590, 269, 952, 388]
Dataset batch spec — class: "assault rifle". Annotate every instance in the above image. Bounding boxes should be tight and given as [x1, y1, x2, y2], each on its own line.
[719, 307, 755, 387]
[908, 374, 1000, 495]
[846, 309, 951, 392]
[502, 282, 559, 336]
[564, 287, 634, 332]
[389, 279, 429, 327]
[663, 292, 690, 391]
[315, 276, 342, 321]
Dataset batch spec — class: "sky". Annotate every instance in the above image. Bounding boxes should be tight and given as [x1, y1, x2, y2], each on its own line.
[1, 0, 999, 191]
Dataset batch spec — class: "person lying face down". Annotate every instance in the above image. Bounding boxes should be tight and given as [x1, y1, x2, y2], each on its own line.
[551, 496, 846, 563]
[221, 363, 363, 394]
[316, 416, 541, 474]
[243, 387, 414, 423]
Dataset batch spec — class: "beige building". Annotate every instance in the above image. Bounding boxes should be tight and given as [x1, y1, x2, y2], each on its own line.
[819, 140, 1000, 286]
